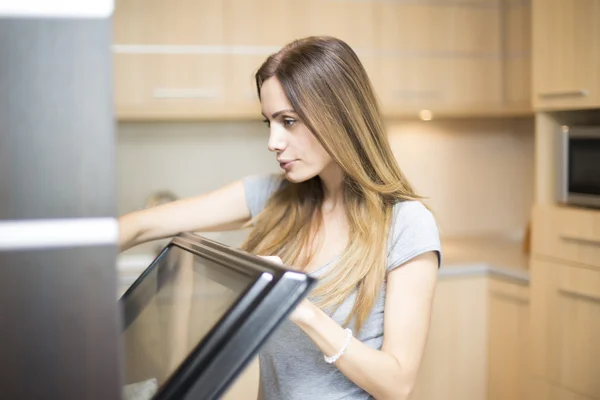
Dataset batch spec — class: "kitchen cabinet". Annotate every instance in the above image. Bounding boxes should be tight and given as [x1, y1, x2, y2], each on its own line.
[412, 272, 531, 400]
[488, 277, 530, 400]
[531, 378, 596, 400]
[503, 0, 531, 111]
[532, 205, 600, 270]
[113, 0, 532, 120]
[530, 258, 600, 400]
[532, 0, 600, 110]
[113, 0, 231, 120]
[223, 0, 295, 117]
[377, 2, 504, 117]
[292, 0, 380, 92]
[412, 276, 490, 400]
[114, 54, 231, 120]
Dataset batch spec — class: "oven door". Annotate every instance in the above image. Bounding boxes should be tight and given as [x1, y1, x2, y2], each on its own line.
[119, 233, 316, 400]
[558, 126, 600, 208]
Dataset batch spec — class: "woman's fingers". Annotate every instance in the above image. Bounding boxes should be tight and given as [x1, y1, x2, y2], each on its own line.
[259, 255, 283, 264]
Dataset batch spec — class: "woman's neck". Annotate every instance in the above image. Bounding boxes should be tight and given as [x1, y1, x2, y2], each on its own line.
[319, 163, 345, 213]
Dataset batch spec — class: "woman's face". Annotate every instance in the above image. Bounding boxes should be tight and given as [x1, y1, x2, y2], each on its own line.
[260, 77, 334, 183]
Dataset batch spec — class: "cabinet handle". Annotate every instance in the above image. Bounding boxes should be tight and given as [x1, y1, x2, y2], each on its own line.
[153, 88, 219, 99]
[537, 90, 589, 99]
[558, 234, 600, 247]
[558, 287, 600, 304]
[491, 291, 529, 305]
[393, 89, 442, 100]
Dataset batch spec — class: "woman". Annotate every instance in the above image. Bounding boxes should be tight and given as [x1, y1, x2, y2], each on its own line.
[119, 36, 441, 400]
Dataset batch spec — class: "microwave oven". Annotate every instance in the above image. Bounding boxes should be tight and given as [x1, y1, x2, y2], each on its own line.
[557, 125, 600, 208]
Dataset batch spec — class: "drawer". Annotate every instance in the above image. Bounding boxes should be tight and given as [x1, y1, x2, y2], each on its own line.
[530, 378, 595, 400]
[530, 259, 600, 399]
[532, 204, 600, 269]
[114, 53, 230, 120]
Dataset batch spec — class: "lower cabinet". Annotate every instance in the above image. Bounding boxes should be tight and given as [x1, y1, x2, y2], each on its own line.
[530, 377, 596, 400]
[488, 278, 530, 400]
[530, 258, 600, 400]
[412, 273, 530, 400]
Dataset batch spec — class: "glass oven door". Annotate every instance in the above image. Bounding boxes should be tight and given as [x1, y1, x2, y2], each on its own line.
[119, 233, 316, 400]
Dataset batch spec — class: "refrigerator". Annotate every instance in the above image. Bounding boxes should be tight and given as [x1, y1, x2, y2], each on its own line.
[0, 2, 315, 398]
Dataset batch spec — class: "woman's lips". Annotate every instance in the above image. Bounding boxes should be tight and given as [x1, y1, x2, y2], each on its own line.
[279, 160, 296, 170]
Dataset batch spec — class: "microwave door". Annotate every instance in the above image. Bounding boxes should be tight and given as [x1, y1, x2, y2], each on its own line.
[119, 233, 316, 400]
[567, 134, 600, 207]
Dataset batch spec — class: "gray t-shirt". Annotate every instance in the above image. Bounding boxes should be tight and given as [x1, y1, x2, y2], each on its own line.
[243, 174, 442, 400]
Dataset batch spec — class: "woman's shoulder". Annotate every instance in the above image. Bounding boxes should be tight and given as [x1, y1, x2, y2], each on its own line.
[387, 200, 442, 270]
[243, 173, 286, 218]
[390, 200, 437, 227]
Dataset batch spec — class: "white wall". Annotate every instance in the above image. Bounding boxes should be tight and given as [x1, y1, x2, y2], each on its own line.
[386, 117, 534, 237]
[116, 117, 534, 248]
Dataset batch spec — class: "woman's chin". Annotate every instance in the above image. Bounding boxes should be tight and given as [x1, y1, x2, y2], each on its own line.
[284, 169, 318, 183]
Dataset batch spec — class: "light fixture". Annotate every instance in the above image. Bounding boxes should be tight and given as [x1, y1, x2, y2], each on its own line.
[419, 110, 433, 121]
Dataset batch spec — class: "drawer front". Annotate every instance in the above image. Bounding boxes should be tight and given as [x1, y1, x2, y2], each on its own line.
[114, 54, 230, 120]
[530, 378, 595, 400]
[532, 205, 600, 269]
[530, 259, 600, 399]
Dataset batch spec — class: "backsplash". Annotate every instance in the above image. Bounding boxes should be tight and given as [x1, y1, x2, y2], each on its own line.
[117, 117, 534, 248]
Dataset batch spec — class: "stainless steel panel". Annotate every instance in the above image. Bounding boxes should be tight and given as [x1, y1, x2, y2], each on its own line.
[0, 13, 120, 400]
[0, 246, 122, 399]
[0, 18, 115, 219]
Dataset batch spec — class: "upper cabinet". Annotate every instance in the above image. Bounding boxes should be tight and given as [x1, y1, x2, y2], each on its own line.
[112, 0, 533, 120]
[532, 0, 600, 110]
[223, 0, 296, 117]
[376, 0, 533, 118]
[113, 0, 224, 45]
[291, 0, 379, 90]
[504, 0, 532, 111]
[378, 2, 503, 117]
[113, 0, 232, 120]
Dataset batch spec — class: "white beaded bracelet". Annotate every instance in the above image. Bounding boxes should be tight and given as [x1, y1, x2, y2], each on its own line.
[324, 328, 353, 364]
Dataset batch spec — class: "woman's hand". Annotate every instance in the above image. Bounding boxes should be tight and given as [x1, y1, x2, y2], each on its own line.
[259, 256, 317, 324]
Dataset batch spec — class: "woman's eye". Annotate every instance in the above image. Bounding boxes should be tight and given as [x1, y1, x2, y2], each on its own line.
[262, 118, 271, 128]
[283, 118, 296, 127]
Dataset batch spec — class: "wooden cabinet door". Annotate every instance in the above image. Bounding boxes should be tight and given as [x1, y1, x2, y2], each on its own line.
[113, 0, 225, 45]
[532, 205, 600, 270]
[530, 378, 596, 400]
[411, 276, 489, 400]
[114, 53, 229, 120]
[488, 278, 530, 400]
[288, 0, 380, 97]
[378, 2, 501, 116]
[291, 0, 376, 51]
[532, 0, 600, 110]
[113, 0, 229, 119]
[223, 0, 296, 118]
[503, 1, 531, 111]
[530, 258, 600, 399]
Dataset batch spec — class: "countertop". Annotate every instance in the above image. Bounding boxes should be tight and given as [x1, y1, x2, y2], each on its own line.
[440, 234, 530, 283]
[116, 233, 531, 288]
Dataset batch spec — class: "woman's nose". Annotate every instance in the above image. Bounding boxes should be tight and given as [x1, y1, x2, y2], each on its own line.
[267, 127, 286, 153]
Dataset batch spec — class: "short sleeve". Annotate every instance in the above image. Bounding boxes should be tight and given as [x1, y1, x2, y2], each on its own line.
[386, 201, 442, 271]
[243, 174, 284, 218]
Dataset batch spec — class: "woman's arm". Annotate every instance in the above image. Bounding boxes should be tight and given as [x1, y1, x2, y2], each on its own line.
[290, 251, 438, 400]
[119, 179, 251, 251]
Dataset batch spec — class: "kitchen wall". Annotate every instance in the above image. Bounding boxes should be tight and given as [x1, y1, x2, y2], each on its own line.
[116, 117, 534, 249]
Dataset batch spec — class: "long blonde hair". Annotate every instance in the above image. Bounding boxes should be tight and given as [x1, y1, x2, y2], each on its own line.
[241, 36, 422, 332]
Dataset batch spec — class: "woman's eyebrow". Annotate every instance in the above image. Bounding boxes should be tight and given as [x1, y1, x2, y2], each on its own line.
[270, 109, 296, 119]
